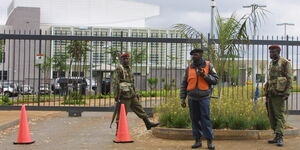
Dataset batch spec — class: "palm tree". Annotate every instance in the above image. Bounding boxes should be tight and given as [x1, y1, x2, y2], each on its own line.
[174, 6, 268, 97]
[130, 48, 147, 65]
[52, 55, 68, 78]
[66, 40, 90, 77]
[105, 47, 121, 64]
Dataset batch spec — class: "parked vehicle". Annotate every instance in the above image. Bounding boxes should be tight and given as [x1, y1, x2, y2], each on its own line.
[52, 77, 88, 95]
[20, 85, 34, 95]
[85, 78, 97, 91]
[0, 82, 19, 97]
[39, 84, 51, 95]
[101, 78, 111, 95]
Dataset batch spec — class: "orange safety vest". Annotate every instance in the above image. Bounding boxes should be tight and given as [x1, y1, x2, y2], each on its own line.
[187, 61, 210, 91]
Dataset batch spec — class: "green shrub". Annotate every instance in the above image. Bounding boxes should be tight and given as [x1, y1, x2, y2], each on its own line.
[211, 114, 226, 129]
[147, 78, 158, 90]
[87, 94, 114, 99]
[251, 113, 271, 130]
[62, 92, 85, 105]
[226, 115, 251, 130]
[156, 86, 271, 130]
[0, 96, 13, 105]
[156, 97, 190, 128]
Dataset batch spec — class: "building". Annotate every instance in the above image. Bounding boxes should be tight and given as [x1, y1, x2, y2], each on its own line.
[1, 0, 189, 92]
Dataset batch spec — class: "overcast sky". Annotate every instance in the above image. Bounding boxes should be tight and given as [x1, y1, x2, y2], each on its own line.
[1, 0, 300, 37]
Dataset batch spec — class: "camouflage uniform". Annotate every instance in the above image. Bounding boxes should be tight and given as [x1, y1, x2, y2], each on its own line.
[112, 64, 148, 123]
[264, 56, 293, 135]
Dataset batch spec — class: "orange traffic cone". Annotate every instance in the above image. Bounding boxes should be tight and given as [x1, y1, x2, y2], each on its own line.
[113, 104, 133, 143]
[14, 105, 35, 144]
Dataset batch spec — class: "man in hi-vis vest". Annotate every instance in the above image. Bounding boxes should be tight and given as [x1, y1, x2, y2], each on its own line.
[180, 48, 218, 150]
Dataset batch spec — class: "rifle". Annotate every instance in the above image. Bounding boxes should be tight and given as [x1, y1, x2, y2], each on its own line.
[110, 94, 121, 128]
[265, 96, 269, 116]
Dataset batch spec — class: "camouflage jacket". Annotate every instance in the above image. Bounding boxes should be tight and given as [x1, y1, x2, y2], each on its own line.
[112, 64, 136, 98]
[264, 57, 292, 96]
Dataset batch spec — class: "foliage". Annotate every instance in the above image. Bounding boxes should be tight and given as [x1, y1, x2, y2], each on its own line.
[62, 92, 85, 105]
[147, 78, 158, 90]
[52, 54, 69, 77]
[66, 40, 90, 77]
[156, 97, 191, 128]
[292, 82, 300, 92]
[139, 91, 159, 97]
[156, 86, 270, 130]
[174, 7, 268, 98]
[0, 96, 13, 105]
[131, 48, 147, 64]
[40, 56, 52, 73]
[105, 47, 121, 64]
[87, 94, 114, 99]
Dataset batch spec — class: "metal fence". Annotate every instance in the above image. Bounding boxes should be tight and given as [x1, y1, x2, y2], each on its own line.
[0, 31, 299, 114]
[209, 36, 300, 114]
[0, 30, 201, 114]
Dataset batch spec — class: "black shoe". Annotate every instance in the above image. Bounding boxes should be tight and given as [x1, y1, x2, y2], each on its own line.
[207, 139, 215, 150]
[276, 135, 284, 147]
[191, 139, 202, 149]
[268, 134, 279, 144]
[143, 118, 160, 130]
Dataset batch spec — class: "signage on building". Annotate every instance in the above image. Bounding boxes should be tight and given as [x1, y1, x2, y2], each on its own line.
[36, 54, 44, 64]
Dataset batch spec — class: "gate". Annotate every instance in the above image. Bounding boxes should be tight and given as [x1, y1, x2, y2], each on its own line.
[0, 30, 201, 115]
[0, 30, 299, 115]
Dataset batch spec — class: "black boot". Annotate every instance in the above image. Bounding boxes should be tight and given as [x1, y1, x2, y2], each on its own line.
[191, 139, 202, 149]
[276, 134, 284, 147]
[207, 139, 215, 150]
[143, 118, 159, 130]
[268, 134, 279, 144]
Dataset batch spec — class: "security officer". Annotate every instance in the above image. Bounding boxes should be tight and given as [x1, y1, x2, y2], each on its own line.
[113, 52, 159, 130]
[264, 45, 292, 147]
[180, 48, 218, 149]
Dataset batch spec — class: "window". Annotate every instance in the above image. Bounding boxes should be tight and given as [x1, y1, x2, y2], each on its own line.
[0, 71, 8, 80]
[52, 71, 65, 78]
[72, 72, 84, 77]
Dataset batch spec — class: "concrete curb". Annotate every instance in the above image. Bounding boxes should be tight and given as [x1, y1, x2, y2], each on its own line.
[152, 127, 300, 140]
[0, 119, 19, 131]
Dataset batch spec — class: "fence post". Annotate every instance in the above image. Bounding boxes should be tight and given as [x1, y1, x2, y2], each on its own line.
[37, 30, 42, 106]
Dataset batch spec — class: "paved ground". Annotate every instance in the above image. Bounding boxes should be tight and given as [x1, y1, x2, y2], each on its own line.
[0, 111, 299, 150]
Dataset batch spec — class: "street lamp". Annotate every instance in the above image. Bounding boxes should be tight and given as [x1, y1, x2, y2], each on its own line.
[276, 23, 295, 38]
[277, 23, 294, 60]
[242, 4, 267, 86]
[210, 0, 216, 39]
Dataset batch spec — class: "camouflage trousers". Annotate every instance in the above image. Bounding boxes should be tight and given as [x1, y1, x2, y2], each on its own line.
[116, 97, 148, 124]
[267, 96, 286, 135]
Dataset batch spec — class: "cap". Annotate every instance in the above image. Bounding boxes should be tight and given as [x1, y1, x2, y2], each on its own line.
[190, 48, 206, 55]
[120, 52, 130, 58]
[269, 45, 281, 50]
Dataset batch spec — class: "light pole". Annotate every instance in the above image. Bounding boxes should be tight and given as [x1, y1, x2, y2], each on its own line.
[277, 23, 294, 60]
[243, 4, 267, 85]
[210, 0, 216, 39]
[276, 23, 294, 38]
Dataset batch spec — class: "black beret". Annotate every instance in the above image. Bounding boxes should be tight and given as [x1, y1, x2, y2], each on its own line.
[190, 48, 206, 55]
